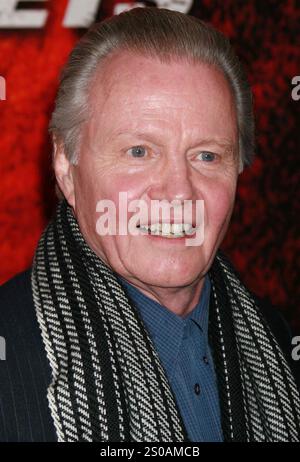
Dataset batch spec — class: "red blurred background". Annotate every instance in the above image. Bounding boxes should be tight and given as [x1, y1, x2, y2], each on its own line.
[0, 1, 299, 330]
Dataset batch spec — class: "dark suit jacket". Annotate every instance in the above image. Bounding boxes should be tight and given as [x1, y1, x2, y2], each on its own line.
[0, 269, 299, 442]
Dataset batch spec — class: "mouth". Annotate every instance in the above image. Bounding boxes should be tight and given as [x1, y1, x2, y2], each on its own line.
[136, 223, 197, 238]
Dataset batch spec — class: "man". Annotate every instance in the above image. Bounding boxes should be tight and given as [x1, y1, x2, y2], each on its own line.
[0, 7, 299, 442]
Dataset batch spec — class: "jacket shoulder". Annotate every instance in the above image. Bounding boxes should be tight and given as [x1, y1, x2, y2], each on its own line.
[0, 268, 33, 312]
[0, 269, 40, 343]
[0, 269, 56, 441]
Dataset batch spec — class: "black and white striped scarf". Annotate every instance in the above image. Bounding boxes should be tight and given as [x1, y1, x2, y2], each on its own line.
[31, 200, 300, 442]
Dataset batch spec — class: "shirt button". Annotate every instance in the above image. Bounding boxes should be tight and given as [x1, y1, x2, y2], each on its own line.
[203, 356, 209, 365]
[194, 383, 201, 395]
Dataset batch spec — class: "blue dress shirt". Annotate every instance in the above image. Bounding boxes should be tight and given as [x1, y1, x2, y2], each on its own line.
[118, 274, 223, 442]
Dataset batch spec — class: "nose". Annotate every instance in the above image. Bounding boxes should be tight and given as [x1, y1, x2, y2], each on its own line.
[147, 155, 194, 203]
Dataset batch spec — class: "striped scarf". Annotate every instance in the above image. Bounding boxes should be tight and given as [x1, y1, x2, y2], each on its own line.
[31, 200, 300, 442]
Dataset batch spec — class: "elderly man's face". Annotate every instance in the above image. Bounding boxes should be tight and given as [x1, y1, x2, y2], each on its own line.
[60, 51, 239, 289]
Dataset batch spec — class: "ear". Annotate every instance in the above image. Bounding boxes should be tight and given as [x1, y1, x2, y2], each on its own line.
[53, 137, 76, 209]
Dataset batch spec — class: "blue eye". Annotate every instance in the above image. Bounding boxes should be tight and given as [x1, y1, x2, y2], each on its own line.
[198, 151, 216, 162]
[128, 146, 147, 158]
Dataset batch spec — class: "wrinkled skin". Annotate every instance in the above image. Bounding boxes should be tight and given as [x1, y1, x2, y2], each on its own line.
[54, 51, 240, 316]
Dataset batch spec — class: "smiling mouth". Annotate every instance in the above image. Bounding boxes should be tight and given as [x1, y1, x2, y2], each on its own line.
[136, 223, 196, 238]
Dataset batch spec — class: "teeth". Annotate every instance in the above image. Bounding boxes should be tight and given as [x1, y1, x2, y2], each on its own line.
[138, 223, 196, 237]
[184, 223, 196, 235]
[162, 223, 171, 235]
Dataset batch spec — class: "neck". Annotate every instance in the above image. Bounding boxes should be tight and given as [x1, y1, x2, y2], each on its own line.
[120, 275, 206, 317]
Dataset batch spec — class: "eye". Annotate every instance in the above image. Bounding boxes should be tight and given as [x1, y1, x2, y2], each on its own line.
[127, 145, 147, 158]
[196, 151, 217, 162]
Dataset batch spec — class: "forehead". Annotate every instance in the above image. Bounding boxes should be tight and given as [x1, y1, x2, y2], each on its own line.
[87, 50, 237, 142]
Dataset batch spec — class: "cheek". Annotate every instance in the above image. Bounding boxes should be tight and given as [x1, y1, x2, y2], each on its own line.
[75, 168, 151, 234]
[93, 172, 151, 230]
[86, 163, 150, 201]
[204, 180, 236, 231]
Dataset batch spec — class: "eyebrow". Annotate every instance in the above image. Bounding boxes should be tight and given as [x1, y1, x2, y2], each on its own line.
[113, 131, 236, 150]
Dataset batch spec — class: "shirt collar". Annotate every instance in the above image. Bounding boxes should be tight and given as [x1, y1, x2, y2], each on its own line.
[117, 274, 211, 379]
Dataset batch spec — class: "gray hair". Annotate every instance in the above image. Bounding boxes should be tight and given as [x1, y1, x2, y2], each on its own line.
[49, 7, 255, 170]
